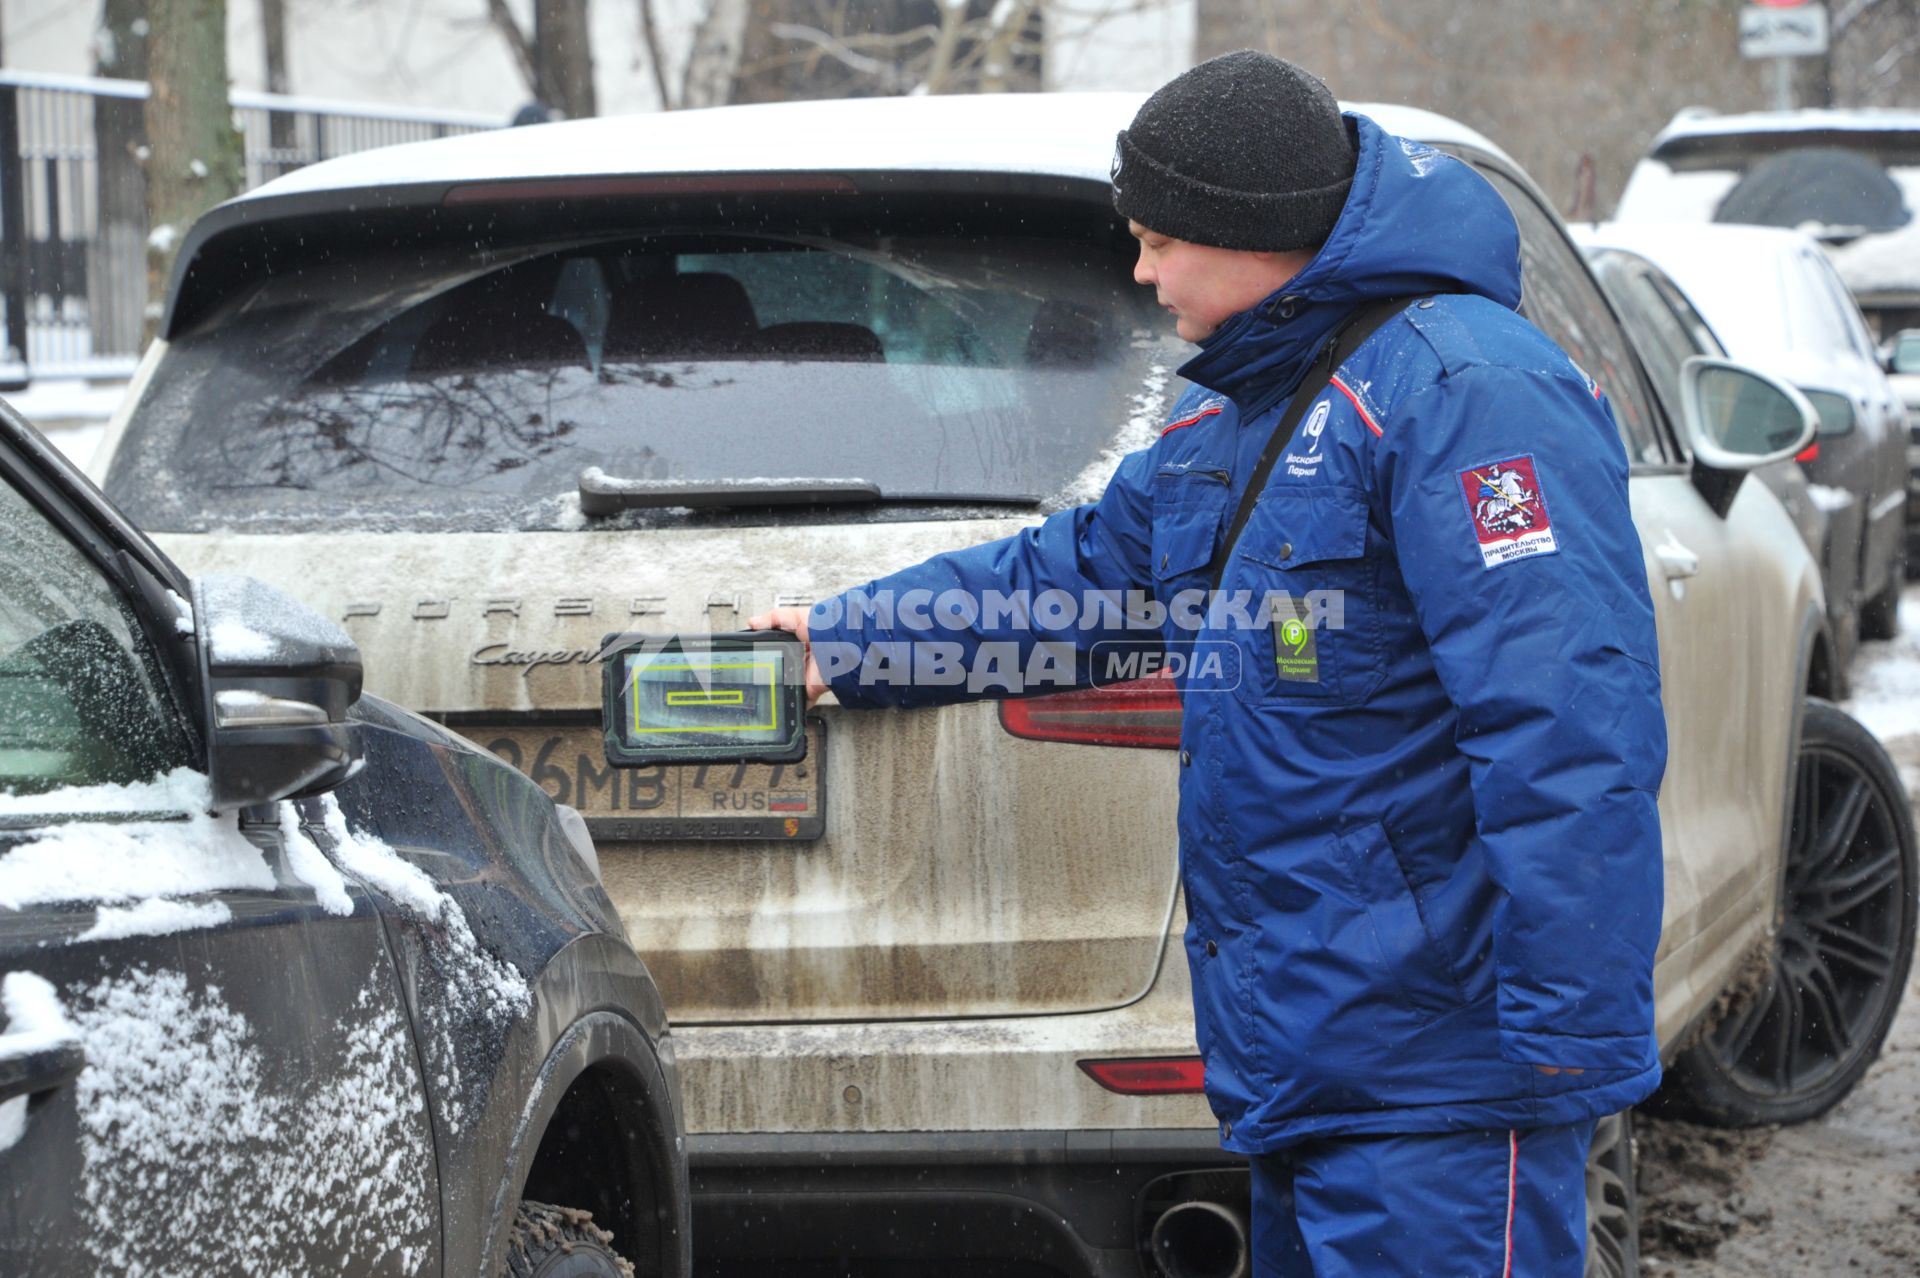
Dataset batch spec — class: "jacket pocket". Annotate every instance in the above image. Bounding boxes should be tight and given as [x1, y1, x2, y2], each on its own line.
[1149, 467, 1230, 587]
[1227, 485, 1383, 705]
[1333, 821, 1468, 1020]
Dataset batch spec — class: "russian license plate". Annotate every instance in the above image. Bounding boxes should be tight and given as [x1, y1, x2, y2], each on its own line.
[476, 720, 825, 841]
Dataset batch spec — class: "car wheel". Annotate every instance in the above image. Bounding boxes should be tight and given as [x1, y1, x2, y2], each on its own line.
[1584, 1110, 1638, 1278]
[1858, 545, 1905, 641]
[1665, 699, 1918, 1127]
[504, 1200, 636, 1278]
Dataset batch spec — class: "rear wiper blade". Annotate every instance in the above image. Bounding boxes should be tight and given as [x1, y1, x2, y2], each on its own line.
[578, 469, 1042, 514]
[579, 468, 882, 514]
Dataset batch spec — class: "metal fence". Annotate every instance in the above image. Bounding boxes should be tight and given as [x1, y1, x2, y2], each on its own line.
[0, 69, 498, 388]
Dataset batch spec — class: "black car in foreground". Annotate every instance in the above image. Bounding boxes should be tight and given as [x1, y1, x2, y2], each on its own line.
[0, 399, 689, 1276]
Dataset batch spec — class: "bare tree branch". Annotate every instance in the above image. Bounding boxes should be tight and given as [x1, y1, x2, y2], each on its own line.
[683, 0, 751, 108]
[768, 22, 911, 90]
[1870, 32, 1920, 83]
[920, 0, 972, 95]
[486, 0, 539, 93]
[976, 0, 1040, 92]
[637, 0, 676, 109]
[1834, 0, 1893, 39]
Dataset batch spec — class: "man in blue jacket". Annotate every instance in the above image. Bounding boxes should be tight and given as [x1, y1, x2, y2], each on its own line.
[751, 51, 1666, 1277]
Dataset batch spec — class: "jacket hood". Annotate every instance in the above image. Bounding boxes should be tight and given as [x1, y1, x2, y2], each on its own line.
[1177, 113, 1524, 404]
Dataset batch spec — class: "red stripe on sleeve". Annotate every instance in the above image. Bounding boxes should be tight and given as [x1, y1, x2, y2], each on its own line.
[1329, 376, 1383, 437]
[1161, 406, 1223, 436]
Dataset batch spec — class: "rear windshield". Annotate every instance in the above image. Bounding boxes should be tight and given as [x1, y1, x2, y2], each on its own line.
[105, 219, 1181, 533]
[1638, 130, 1920, 237]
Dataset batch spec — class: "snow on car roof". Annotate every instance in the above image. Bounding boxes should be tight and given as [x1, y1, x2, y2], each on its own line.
[1831, 219, 1920, 297]
[1575, 220, 1868, 384]
[233, 94, 1505, 203]
[1652, 106, 1920, 147]
[1576, 218, 1823, 268]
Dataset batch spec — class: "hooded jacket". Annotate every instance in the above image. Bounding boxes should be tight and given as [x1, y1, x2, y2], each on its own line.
[806, 114, 1668, 1152]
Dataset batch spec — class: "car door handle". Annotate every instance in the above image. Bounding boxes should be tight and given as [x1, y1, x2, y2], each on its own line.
[1656, 535, 1700, 580]
[0, 1037, 85, 1104]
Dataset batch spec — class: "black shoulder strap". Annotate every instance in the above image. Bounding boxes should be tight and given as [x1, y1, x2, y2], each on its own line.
[1205, 294, 1426, 591]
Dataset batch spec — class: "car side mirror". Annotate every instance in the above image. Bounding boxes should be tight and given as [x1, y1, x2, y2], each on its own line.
[1889, 329, 1920, 376]
[192, 574, 363, 812]
[1679, 356, 1820, 519]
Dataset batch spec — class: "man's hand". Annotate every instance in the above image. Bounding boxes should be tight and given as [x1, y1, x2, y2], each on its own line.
[746, 606, 827, 706]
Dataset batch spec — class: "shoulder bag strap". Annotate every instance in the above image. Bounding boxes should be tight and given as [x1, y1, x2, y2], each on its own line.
[1205, 294, 1428, 592]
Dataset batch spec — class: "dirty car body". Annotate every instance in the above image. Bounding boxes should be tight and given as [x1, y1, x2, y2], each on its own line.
[93, 95, 1829, 1276]
[0, 401, 689, 1276]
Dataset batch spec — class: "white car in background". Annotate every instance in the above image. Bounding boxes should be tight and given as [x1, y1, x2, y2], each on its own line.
[1616, 109, 1920, 577]
[1577, 222, 1909, 658]
[1615, 107, 1920, 340]
[89, 95, 1918, 1278]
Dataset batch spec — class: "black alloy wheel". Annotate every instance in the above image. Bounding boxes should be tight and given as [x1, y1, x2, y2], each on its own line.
[1667, 699, 1917, 1127]
[1584, 1110, 1638, 1278]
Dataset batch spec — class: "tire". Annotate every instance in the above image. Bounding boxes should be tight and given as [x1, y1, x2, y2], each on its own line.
[1663, 699, 1918, 1127]
[503, 1200, 636, 1278]
[1584, 1110, 1639, 1278]
[1858, 544, 1904, 641]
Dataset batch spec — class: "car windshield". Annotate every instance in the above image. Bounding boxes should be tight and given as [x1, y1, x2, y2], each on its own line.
[105, 225, 1180, 533]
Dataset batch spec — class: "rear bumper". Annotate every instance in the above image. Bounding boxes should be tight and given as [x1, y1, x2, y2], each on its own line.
[688, 1128, 1243, 1278]
[674, 927, 1231, 1275]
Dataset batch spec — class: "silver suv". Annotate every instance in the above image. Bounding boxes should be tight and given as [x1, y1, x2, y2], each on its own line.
[94, 95, 1917, 1278]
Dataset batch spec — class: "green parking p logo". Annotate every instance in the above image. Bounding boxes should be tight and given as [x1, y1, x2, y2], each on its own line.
[1272, 602, 1320, 684]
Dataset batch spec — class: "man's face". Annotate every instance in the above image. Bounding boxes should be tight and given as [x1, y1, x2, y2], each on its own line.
[1128, 221, 1314, 343]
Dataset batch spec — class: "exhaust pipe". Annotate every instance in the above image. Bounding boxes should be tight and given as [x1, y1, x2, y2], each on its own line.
[1150, 1200, 1251, 1278]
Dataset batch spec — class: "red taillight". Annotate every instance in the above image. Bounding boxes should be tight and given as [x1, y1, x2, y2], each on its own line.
[997, 674, 1182, 749]
[1796, 442, 1820, 463]
[1079, 1057, 1206, 1095]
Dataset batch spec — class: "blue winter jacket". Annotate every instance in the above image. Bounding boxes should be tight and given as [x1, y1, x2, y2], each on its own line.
[806, 114, 1668, 1152]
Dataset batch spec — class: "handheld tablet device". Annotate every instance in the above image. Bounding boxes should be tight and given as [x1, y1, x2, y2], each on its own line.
[600, 631, 809, 767]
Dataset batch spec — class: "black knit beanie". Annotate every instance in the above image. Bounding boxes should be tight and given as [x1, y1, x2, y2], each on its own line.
[1112, 50, 1355, 251]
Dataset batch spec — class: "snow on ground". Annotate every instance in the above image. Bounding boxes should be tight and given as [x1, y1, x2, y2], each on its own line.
[3, 379, 127, 430]
[1642, 582, 1920, 1275]
[43, 423, 106, 470]
[1843, 585, 1920, 785]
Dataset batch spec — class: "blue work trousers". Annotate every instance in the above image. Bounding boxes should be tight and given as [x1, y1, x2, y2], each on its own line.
[1250, 1121, 1596, 1277]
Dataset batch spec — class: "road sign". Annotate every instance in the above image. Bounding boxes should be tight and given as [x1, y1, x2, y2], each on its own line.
[1741, 3, 1829, 58]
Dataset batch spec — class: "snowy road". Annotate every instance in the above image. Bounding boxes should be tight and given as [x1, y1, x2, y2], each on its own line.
[1639, 583, 1920, 1277]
